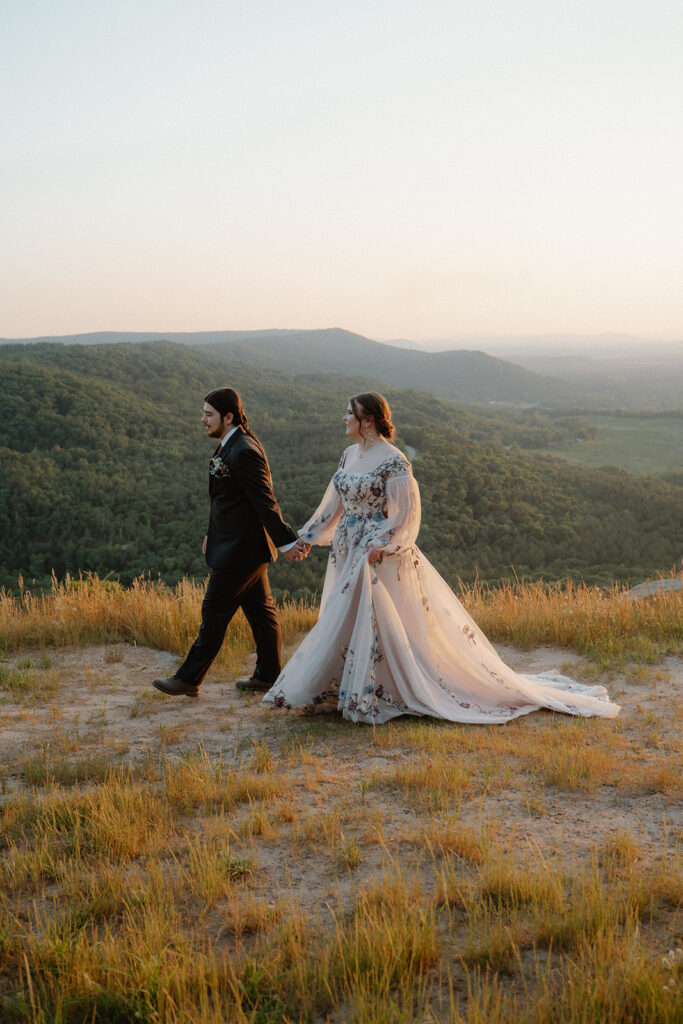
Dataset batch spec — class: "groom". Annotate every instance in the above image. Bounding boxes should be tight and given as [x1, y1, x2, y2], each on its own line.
[152, 387, 308, 698]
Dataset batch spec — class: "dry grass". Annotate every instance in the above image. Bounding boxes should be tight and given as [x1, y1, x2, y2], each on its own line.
[463, 575, 683, 668]
[0, 573, 681, 1020]
[2, 771, 679, 1023]
[2, 572, 682, 672]
[0, 572, 318, 675]
[0, 663, 62, 704]
[1, 767, 681, 1023]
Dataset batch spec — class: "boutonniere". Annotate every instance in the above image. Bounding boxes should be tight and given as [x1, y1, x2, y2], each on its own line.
[209, 456, 230, 478]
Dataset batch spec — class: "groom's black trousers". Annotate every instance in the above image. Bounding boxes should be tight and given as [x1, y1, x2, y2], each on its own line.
[176, 562, 281, 686]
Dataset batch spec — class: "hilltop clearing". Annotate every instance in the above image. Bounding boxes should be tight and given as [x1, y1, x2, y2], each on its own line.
[0, 636, 680, 1021]
[1, 576, 680, 1019]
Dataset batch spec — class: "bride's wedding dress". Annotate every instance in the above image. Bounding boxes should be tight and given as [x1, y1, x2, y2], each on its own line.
[262, 449, 620, 724]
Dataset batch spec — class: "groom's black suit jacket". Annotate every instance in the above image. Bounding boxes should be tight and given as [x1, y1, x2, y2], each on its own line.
[205, 426, 297, 570]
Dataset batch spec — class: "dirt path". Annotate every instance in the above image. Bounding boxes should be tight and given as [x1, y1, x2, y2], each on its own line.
[2, 641, 680, 829]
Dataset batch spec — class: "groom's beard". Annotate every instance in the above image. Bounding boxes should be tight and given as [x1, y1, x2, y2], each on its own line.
[205, 420, 230, 439]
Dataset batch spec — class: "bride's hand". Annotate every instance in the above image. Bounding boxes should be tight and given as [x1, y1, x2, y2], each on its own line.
[367, 546, 382, 565]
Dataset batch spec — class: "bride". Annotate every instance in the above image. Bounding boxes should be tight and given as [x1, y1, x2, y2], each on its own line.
[262, 392, 620, 724]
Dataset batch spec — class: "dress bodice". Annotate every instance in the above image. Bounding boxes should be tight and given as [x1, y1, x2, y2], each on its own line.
[334, 452, 408, 513]
[332, 453, 411, 552]
[298, 448, 419, 563]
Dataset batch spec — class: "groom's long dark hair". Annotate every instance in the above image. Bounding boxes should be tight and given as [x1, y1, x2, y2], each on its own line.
[205, 387, 263, 449]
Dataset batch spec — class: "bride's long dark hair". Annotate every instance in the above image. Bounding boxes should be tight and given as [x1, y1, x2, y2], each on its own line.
[350, 392, 395, 440]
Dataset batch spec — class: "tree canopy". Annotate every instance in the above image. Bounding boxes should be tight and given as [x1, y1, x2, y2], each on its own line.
[1, 341, 681, 597]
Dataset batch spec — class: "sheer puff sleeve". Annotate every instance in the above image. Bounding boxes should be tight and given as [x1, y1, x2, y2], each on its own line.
[298, 461, 344, 547]
[367, 458, 421, 556]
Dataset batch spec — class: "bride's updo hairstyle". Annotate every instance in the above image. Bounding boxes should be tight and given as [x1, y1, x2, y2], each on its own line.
[350, 392, 395, 440]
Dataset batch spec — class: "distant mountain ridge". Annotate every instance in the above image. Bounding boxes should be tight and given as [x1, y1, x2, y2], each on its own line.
[0, 329, 301, 347]
[5, 327, 680, 408]
[401, 333, 682, 352]
[191, 330, 578, 406]
[0, 327, 577, 407]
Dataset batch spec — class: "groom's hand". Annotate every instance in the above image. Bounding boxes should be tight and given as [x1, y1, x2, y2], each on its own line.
[283, 539, 310, 561]
[283, 545, 304, 561]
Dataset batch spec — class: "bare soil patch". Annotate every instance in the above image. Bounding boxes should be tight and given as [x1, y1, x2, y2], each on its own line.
[2, 640, 680, 870]
[1, 640, 681, 1019]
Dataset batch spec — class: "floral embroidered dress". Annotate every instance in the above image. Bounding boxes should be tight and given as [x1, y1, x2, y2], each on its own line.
[262, 449, 620, 724]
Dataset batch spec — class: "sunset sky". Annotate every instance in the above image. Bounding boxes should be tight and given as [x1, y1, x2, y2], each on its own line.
[2, 0, 682, 342]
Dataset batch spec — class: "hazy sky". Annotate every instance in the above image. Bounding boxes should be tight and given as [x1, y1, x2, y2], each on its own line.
[2, 0, 682, 341]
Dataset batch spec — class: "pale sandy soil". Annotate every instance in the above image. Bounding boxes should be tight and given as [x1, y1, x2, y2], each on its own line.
[1, 640, 681, 955]
[2, 641, 681, 820]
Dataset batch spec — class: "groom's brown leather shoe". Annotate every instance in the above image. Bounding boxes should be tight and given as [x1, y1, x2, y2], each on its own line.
[153, 676, 200, 698]
[236, 676, 272, 692]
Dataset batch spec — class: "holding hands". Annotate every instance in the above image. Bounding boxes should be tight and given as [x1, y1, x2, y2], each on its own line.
[283, 539, 311, 562]
[287, 540, 382, 564]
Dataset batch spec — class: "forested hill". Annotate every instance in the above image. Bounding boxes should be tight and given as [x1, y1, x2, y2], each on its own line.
[1, 328, 578, 407]
[1, 340, 681, 597]
[192, 329, 580, 407]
